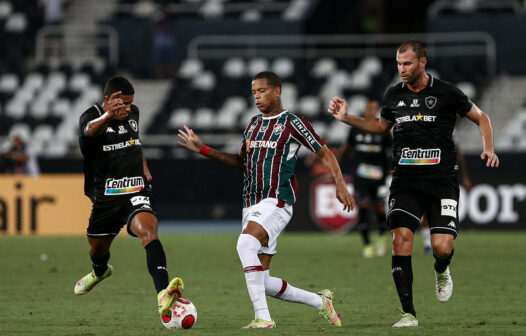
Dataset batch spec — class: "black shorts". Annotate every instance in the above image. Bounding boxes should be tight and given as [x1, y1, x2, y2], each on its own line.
[387, 176, 459, 237]
[354, 177, 385, 203]
[87, 186, 157, 237]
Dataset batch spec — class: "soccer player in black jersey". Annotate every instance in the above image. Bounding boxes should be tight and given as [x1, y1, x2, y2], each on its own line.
[338, 100, 392, 258]
[75, 76, 183, 319]
[328, 40, 499, 327]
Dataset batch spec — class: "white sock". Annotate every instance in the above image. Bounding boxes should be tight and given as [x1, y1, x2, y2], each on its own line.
[236, 234, 271, 321]
[263, 270, 323, 310]
[421, 227, 431, 248]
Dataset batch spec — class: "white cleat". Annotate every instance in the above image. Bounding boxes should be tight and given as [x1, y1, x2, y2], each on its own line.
[392, 313, 418, 327]
[435, 266, 453, 302]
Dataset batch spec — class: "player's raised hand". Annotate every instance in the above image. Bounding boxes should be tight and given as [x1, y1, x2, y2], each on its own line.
[106, 91, 125, 119]
[335, 182, 355, 212]
[328, 97, 348, 121]
[481, 150, 499, 167]
[177, 125, 204, 153]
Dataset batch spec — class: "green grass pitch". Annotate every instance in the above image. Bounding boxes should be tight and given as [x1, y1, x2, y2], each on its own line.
[1, 231, 525, 335]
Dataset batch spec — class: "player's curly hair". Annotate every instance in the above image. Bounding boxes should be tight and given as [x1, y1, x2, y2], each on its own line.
[398, 40, 427, 59]
[253, 71, 282, 89]
[104, 76, 135, 96]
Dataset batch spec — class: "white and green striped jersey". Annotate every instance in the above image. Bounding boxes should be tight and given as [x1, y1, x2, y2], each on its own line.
[241, 111, 324, 208]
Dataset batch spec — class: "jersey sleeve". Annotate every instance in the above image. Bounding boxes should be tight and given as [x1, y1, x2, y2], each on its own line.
[289, 114, 325, 152]
[450, 85, 473, 117]
[347, 127, 357, 146]
[380, 86, 396, 123]
[78, 109, 101, 137]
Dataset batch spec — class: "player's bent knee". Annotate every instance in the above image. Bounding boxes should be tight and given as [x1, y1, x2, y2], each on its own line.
[388, 211, 420, 233]
[236, 234, 260, 255]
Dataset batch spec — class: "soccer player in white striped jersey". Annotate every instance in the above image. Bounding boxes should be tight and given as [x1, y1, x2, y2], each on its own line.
[178, 71, 355, 329]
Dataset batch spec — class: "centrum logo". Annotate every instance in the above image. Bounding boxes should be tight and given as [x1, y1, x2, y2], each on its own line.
[399, 147, 441, 165]
[103, 138, 141, 151]
[105, 176, 144, 195]
[396, 113, 436, 123]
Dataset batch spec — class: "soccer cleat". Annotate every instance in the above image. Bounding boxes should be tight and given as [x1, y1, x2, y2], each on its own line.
[241, 318, 276, 329]
[158, 277, 184, 316]
[375, 236, 387, 257]
[74, 265, 113, 295]
[362, 244, 375, 258]
[392, 312, 418, 327]
[317, 289, 342, 327]
[435, 266, 453, 302]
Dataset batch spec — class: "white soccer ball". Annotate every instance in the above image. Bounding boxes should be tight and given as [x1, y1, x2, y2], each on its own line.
[160, 297, 198, 330]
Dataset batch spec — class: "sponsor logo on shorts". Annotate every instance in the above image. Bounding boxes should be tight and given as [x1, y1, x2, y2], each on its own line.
[251, 211, 261, 217]
[103, 139, 141, 151]
[441, 199, 458, 218]
[105, 176, 144, 195]
[447, 221, 457, 228]
[130, 196, 150, 206]
[399, 147, 441, 165]
[389, 199, 395, 209]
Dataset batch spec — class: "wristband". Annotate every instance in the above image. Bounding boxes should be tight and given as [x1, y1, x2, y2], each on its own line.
[199, 145, 211, 156]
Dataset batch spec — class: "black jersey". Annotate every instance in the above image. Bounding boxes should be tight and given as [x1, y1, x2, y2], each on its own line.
[79, 104, 146, 202]
[380, 75, 472, 179]
[346, 127, 392, 181]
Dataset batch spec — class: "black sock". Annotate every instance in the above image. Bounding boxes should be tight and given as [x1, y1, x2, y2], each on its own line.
[359, 208, 370, 245]
[392, 255, 416, 317]
[91, 253, 110, 277]
[145, 239, 169, 293]
[434, 248, 454, 273]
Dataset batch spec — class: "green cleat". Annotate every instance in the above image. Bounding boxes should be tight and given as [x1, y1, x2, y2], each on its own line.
[435, 266, 453, 302]
[375, 236, 387, 256]
[158, 277, 184, 316]
[241, 318, 276, 329]
[392, 312, 418, 327]
[317, 289, 342, 327]
[362, 244, 375, 258]
[74, 265, 113, 295]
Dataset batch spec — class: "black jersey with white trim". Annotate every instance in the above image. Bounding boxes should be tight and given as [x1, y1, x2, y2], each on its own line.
[79, 103, 146, 201]
[380, 75, 472, 179]
[347, 127, 392, 181]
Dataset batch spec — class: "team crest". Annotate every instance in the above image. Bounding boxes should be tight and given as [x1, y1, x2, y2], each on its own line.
[273, 124, 285, 135]
[425, 96, 437, 109]
[129, 119, 138, 132]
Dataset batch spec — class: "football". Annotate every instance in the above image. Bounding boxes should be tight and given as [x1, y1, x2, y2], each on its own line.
[160, 298, 198, 330]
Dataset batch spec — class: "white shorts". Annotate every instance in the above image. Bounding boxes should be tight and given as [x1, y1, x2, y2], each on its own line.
[241, 198, 293, 255]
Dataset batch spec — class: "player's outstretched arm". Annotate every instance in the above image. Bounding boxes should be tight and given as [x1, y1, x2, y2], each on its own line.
[178, 125, 245, 170]
[316, 146, 355, 212]
[85, 91, 124, 137]
[465, 104, 499, 168]
[328, 97, 391, 134]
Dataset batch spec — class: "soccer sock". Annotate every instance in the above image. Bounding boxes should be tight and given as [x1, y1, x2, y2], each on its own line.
[236, 234, 271, 321]
[421, 227, 431, 248]
[359, 208, 370, 245]
[434, 248, 454, 273]
[91, 253, 110, 277]
[263, 270, 323, 310]
[392, 255, 416, 317]
[145, 239, 169, 293]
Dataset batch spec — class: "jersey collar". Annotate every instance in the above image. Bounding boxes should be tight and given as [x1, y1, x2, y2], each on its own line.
[262, 110, 287, 120]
